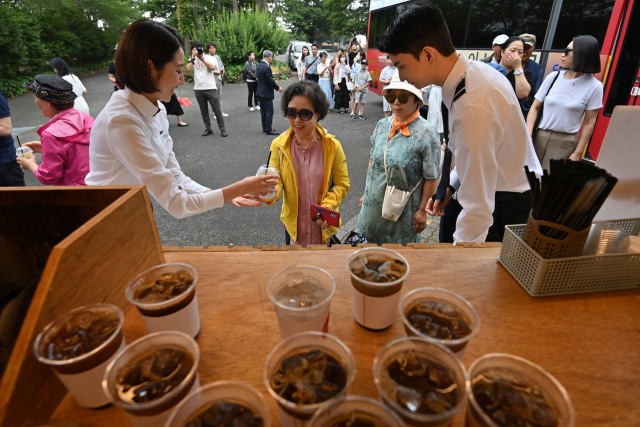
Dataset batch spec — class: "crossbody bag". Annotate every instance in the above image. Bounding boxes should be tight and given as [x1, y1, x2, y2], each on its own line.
[381, 135, 423, 222]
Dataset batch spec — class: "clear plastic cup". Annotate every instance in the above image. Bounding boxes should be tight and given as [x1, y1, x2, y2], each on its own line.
[466, 354, 575, 427]
[103, 331, 201, 427]
[268, 265, 336, 340]
[16, 146, 33, 158]
[346, 248, 410, 331]
[33, 303, 125, 408]
[309, 396, 406, 427]
[264, 332, 356, 427]
[165, 381, 271, 427]
[257, 165, 279, 201]
[372, 337, 468, 427]
[401, 287, 480, 359]
[126, 263, 200, 338]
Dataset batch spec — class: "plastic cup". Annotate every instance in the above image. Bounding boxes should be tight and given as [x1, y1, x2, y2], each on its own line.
[309, 396, 406, 427]
[347, 248, 410, 331]
[33, 304, 125, 409]
[401, 287, 480, 359]
[16, 146, 33, 158]
[466, 354, 575, 427]
[126, 263, 200, 338]
[267, 265, 336, 340]
[103, 331, 201, 427]
[264, 332, 356, 427]
[372, 337, 468, 427]
[257, 165, 279, 201]
[165, 381, 271, 427]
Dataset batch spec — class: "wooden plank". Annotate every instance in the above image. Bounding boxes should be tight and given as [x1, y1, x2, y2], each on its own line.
[50, 248, 640, 427]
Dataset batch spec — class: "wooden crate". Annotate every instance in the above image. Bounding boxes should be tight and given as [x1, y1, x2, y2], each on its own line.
[0, 186, 164, 427]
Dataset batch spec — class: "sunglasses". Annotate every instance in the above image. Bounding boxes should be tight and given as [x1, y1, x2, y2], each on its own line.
[284, 107, 316, 121]
[563, 48, 573, 56]
[384, 93, 410, 104]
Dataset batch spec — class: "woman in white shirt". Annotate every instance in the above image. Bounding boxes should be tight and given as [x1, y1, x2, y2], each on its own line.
[296, 46, 309, 80]
[86, 19, 277, 219]
[49, 57, 90, 115]
[317, 53, 334, 110]
[527, 35, 603, 171]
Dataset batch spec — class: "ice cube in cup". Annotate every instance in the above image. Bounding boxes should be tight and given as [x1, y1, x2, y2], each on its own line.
[256, 165, 279, 201]
[16, 146, 33, 158]
[308, 396, 405, 427]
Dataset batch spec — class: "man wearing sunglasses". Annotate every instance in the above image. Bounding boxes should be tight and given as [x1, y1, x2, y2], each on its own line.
[256, 50, 283, 136]
[378, 2, 542, 244]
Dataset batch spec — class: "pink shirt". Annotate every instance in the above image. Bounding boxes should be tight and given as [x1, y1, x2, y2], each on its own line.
[35, 108, 93, 186]
[291, 134, 325, 246]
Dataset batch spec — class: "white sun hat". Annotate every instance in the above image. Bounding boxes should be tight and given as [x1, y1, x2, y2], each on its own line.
[382, 69, 424, 106]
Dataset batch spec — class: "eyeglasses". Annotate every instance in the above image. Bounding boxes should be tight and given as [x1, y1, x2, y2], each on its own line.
[563, 48, 573, 56]
[384, 93, 410, 104]
[284, 107, 316, 121]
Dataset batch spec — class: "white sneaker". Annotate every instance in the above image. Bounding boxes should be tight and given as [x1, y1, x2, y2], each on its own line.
[222, 112, 229, 117]
[256, 106, 261, 111]
[250, 107, 255, 112]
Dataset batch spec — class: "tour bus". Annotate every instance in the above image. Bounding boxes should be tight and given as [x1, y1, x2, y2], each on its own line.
[366, 0, 640, 160]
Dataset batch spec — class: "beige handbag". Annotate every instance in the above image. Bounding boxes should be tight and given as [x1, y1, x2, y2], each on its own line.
[381, 137, 423, 222]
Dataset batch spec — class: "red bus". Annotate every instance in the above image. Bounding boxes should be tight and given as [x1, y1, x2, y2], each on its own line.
[366, 0, 640, 160]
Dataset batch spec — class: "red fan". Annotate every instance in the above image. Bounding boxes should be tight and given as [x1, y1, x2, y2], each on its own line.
[176, 86, 192, 107]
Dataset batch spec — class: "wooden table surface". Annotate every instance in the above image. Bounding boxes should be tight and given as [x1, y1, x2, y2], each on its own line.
[50, 246, 640, 427]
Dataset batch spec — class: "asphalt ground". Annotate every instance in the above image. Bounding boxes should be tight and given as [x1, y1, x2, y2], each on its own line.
[8, 70, 390, 247]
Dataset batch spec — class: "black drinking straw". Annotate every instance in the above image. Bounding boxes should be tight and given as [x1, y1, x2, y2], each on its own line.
[265, 151, 272, 175]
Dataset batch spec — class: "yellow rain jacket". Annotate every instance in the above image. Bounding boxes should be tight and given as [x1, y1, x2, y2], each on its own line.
[265, 124, 350, 243]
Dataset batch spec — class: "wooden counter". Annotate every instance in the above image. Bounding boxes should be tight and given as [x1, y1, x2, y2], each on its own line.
[50, 246, 640, 427]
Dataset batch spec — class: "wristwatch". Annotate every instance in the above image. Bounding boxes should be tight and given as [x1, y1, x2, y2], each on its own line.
[514, 69, 524, 75]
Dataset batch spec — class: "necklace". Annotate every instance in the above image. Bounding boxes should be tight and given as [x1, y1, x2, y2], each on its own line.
[294, 133, 318, 153]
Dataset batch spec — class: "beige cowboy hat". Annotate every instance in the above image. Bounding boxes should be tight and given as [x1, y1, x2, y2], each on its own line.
[382, 69, 424, 106]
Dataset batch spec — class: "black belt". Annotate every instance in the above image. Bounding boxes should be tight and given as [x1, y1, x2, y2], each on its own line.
[495, 190, 531, 202]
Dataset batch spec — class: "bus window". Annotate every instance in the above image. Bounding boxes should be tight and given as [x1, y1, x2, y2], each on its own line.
[551, 0, 616, 49]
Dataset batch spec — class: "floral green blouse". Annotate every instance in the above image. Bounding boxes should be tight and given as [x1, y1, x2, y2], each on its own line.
[356, 116, 440, 244]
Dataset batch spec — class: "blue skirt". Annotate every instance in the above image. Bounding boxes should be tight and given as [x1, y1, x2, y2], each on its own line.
[319, 79, 334, 109]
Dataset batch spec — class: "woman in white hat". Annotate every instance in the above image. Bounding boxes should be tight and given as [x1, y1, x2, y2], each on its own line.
[355, 72, 440, 244]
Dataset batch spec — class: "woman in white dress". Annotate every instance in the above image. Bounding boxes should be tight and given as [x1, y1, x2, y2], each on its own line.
[296, 46, 309, 80]
[49, 57, 90, 115]
[317, 53, 334, 109]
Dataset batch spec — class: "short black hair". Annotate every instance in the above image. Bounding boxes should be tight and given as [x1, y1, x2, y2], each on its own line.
[320, 52, 328, 58]
[281, 80, 330, 121]
[191, 40, 203, 49]
[245, 50, 254, 60]
[500, 36, 525, 52]
[572, 35, 601, 74]
[206, 42, 217, 50]
[52, 101, 75, 113]
[377, 2, 455, 60]
[116, 19, 184, 94]
[311, 43, 319, 49]
[49, 57, 70, 77]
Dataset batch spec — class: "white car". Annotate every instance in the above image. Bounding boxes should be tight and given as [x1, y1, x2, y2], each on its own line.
[286, 41, 334, 71]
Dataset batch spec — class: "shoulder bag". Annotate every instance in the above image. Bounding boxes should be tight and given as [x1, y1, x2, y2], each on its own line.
[532, 71, 561, 138]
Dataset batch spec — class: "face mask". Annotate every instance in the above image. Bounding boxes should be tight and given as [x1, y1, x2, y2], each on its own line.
[340, 58, 346, 62]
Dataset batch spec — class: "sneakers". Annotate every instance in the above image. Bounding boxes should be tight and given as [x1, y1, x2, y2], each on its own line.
[359, 115, 367, 120]
[256, 105, 261, 111]
[351, 113, 357, 119]
[250, 107, 255, 112]
[222, 112, 229, 117]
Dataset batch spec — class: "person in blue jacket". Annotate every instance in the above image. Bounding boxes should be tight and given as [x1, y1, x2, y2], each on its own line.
[256, 50, 283, 136]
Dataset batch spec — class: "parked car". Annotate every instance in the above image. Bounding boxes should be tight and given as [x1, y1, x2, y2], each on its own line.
[286, 41, 310, 70]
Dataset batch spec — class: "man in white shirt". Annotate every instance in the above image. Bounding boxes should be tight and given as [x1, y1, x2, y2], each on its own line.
[378, 3, 542, 244]
[206, 42, 229, 117]
[187, 41, 228, 137]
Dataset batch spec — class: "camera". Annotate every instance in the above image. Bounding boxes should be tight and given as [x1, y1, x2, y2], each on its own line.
[196, 47, 203, 55]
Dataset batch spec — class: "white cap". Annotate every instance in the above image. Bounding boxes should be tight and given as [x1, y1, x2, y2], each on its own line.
[492, 34, 509, 46]
[382, 69, 424, 106]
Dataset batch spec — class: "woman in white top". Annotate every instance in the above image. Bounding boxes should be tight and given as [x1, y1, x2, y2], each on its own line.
[49, 57, 90, 115]
[317, 52, 334, 110]
[296, 46, 309, 80]
[86, 19, 277, 219]
[526, 35, 603, 171]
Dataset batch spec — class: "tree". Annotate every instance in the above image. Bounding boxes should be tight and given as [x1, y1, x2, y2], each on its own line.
[324, 0, 370, 40]
[281, 0, 330, 43]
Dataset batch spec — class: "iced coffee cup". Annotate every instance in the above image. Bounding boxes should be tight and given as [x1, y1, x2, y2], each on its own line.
[466, 354, 574, 427]
[401, 288, 480, 359]
[33, 303, 125, 408]
[165, 381, 271, 427]
[126, 263, 200, 338]
[268, 265, 336, 340]
[373, 337, 467, 427]
[103, 331, 201, 427]
[16, 146, 34, 158]
[257, 165, 279, 201]
[264, 332, 356, 427]
[347, 248, 409, 331]
[308, 396, 405, 427]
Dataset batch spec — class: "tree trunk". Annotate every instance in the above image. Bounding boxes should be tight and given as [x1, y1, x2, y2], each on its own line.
[217, 0, 222, 11]
[192, 5, 203, 31]
[233, 0, 238, 18]
[272, 0, 278, 22]
[255, 0, 261, 10]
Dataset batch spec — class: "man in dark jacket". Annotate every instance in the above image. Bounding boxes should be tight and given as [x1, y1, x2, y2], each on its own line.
[256, 50, 283, 136]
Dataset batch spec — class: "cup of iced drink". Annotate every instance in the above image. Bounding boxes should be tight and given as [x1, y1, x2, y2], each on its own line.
[126, 263, 200, 338]
[33, 304, 125, 408]
[103, 331, 201, 427]
[373, 337, 467, 427]
[401, 287, 480, 359]
[466, 354, 574, 427]
[347, 248, 409, 331]
[256, 165, 279, 201]
[16, 146, 34, 158]
[165, 380, 271, 427]
[268, 265, 336, 340]
[308, 396, 405, 427]
[264, 332, 356, 427]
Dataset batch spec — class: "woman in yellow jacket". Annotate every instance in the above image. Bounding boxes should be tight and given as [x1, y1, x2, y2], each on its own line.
[264, 80, 350, 245]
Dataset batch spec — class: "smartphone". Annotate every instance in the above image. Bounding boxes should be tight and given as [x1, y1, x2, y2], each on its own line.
[310, 204, 340, 227]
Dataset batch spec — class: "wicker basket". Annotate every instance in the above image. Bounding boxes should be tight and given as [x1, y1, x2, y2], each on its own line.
[499, 218, 640, 297]
[523, 214, 591, 259]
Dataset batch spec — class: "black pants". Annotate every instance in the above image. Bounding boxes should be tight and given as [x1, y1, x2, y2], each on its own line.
[257, 96, 274, 132]
[439, 191, 532, 243]
[0, 160, 26, 187]
[194, 89, 225, 131]
[247, 81, 258, 108]
[306, 74, 319, 83]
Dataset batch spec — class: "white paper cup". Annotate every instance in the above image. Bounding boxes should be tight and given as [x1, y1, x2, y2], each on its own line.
[373, 337, 468, 427]
[264, 332, 356, 427]
[466, 354, 574, 427]
[401, 287, 480, 359]
[347, 248, 410, 331]
[309, 396, 406, 427]
[126, 263, 200, 338]
[268, 266, 336, 340]
[33, 304, 125, 409]
[103, 331, 201, 427]
[257, 165, 279, 201]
